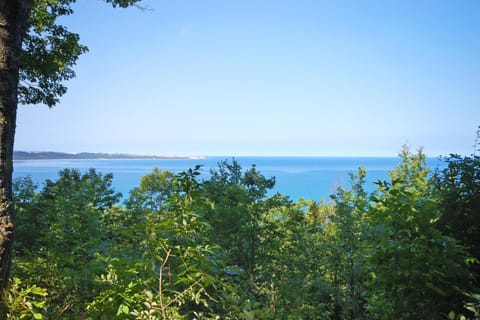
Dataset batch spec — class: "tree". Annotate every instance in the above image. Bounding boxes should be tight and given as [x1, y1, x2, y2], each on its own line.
[0, 0, 140, 311]
[11, 176, 39, 255]
[125, 168, 175, 214]
[201, 160, 303, 317]
[435, 153, 480, 293]
[366, 147, 469, 319]
[89, 166, 226, 319]
[12, 169, 121, 318]
[202, 160, 276, 284]
[328, 168, 370, 319]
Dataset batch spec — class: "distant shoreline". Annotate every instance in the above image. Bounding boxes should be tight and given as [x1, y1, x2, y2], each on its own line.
[13, 151, 205, 161]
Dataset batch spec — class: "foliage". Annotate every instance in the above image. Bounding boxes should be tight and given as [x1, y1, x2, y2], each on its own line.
[464, 293, 480, 319]
[0, 0, 141, 317]
[327, 167, 370, 319]
[448, 293, 480, 320]
[12, 177, 40, 255]
[125, 168, 175, 214]
[89, 166, 226, 319]
[202, 160, 275, 278]
[12, 169, 121, 318]
[19, 0, 142, 107]
[4, 278, 47, 320]
[200, 160, 279, 315]
[9, 149, 480, 319]
[434, 153, 480, 291]
[19, 0, 87, 107]
[365, 147, 469, 319]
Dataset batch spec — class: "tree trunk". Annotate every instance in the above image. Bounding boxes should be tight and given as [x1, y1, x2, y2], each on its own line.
[0, 0, 31, 316]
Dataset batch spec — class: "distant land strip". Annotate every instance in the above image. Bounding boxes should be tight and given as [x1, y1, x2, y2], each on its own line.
[13, 151, 205, 160]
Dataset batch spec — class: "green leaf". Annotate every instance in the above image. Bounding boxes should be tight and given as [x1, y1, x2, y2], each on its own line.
[116, 304, 129, 315]
[33, 313, 43, 320]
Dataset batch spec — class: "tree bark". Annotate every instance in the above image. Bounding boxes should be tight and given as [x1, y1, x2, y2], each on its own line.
[0, 0, 31, 316]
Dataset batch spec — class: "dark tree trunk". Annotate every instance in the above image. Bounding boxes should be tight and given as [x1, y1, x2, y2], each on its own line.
[0, 0, 31, 316]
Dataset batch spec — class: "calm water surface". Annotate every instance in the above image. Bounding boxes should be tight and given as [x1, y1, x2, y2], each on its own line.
[13, 157, 443, 201]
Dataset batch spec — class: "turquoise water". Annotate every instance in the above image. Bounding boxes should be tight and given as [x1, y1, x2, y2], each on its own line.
[13, 157, 443, 201]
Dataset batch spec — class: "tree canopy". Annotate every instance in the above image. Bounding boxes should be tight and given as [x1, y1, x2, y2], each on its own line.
[19, 0, 142, 107]
[8, 151, 480, 319]
[0, 0, 140, 315]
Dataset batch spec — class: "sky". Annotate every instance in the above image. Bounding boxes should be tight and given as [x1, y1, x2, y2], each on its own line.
[14, 0, 480, 157]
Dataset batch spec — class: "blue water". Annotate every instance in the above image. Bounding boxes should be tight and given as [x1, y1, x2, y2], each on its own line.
[13, 157, 443, 201]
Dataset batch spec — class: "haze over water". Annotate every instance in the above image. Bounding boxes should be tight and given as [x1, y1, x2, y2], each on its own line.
[13, 156, 444, 201]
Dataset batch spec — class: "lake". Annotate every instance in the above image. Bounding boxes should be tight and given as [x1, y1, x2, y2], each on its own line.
[13, 156, 444, 201]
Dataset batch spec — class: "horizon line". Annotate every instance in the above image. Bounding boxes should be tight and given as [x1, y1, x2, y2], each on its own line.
[13, 149, 464, 159]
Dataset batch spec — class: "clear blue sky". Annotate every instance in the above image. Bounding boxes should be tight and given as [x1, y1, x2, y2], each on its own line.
[15, 0, 480, 156]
